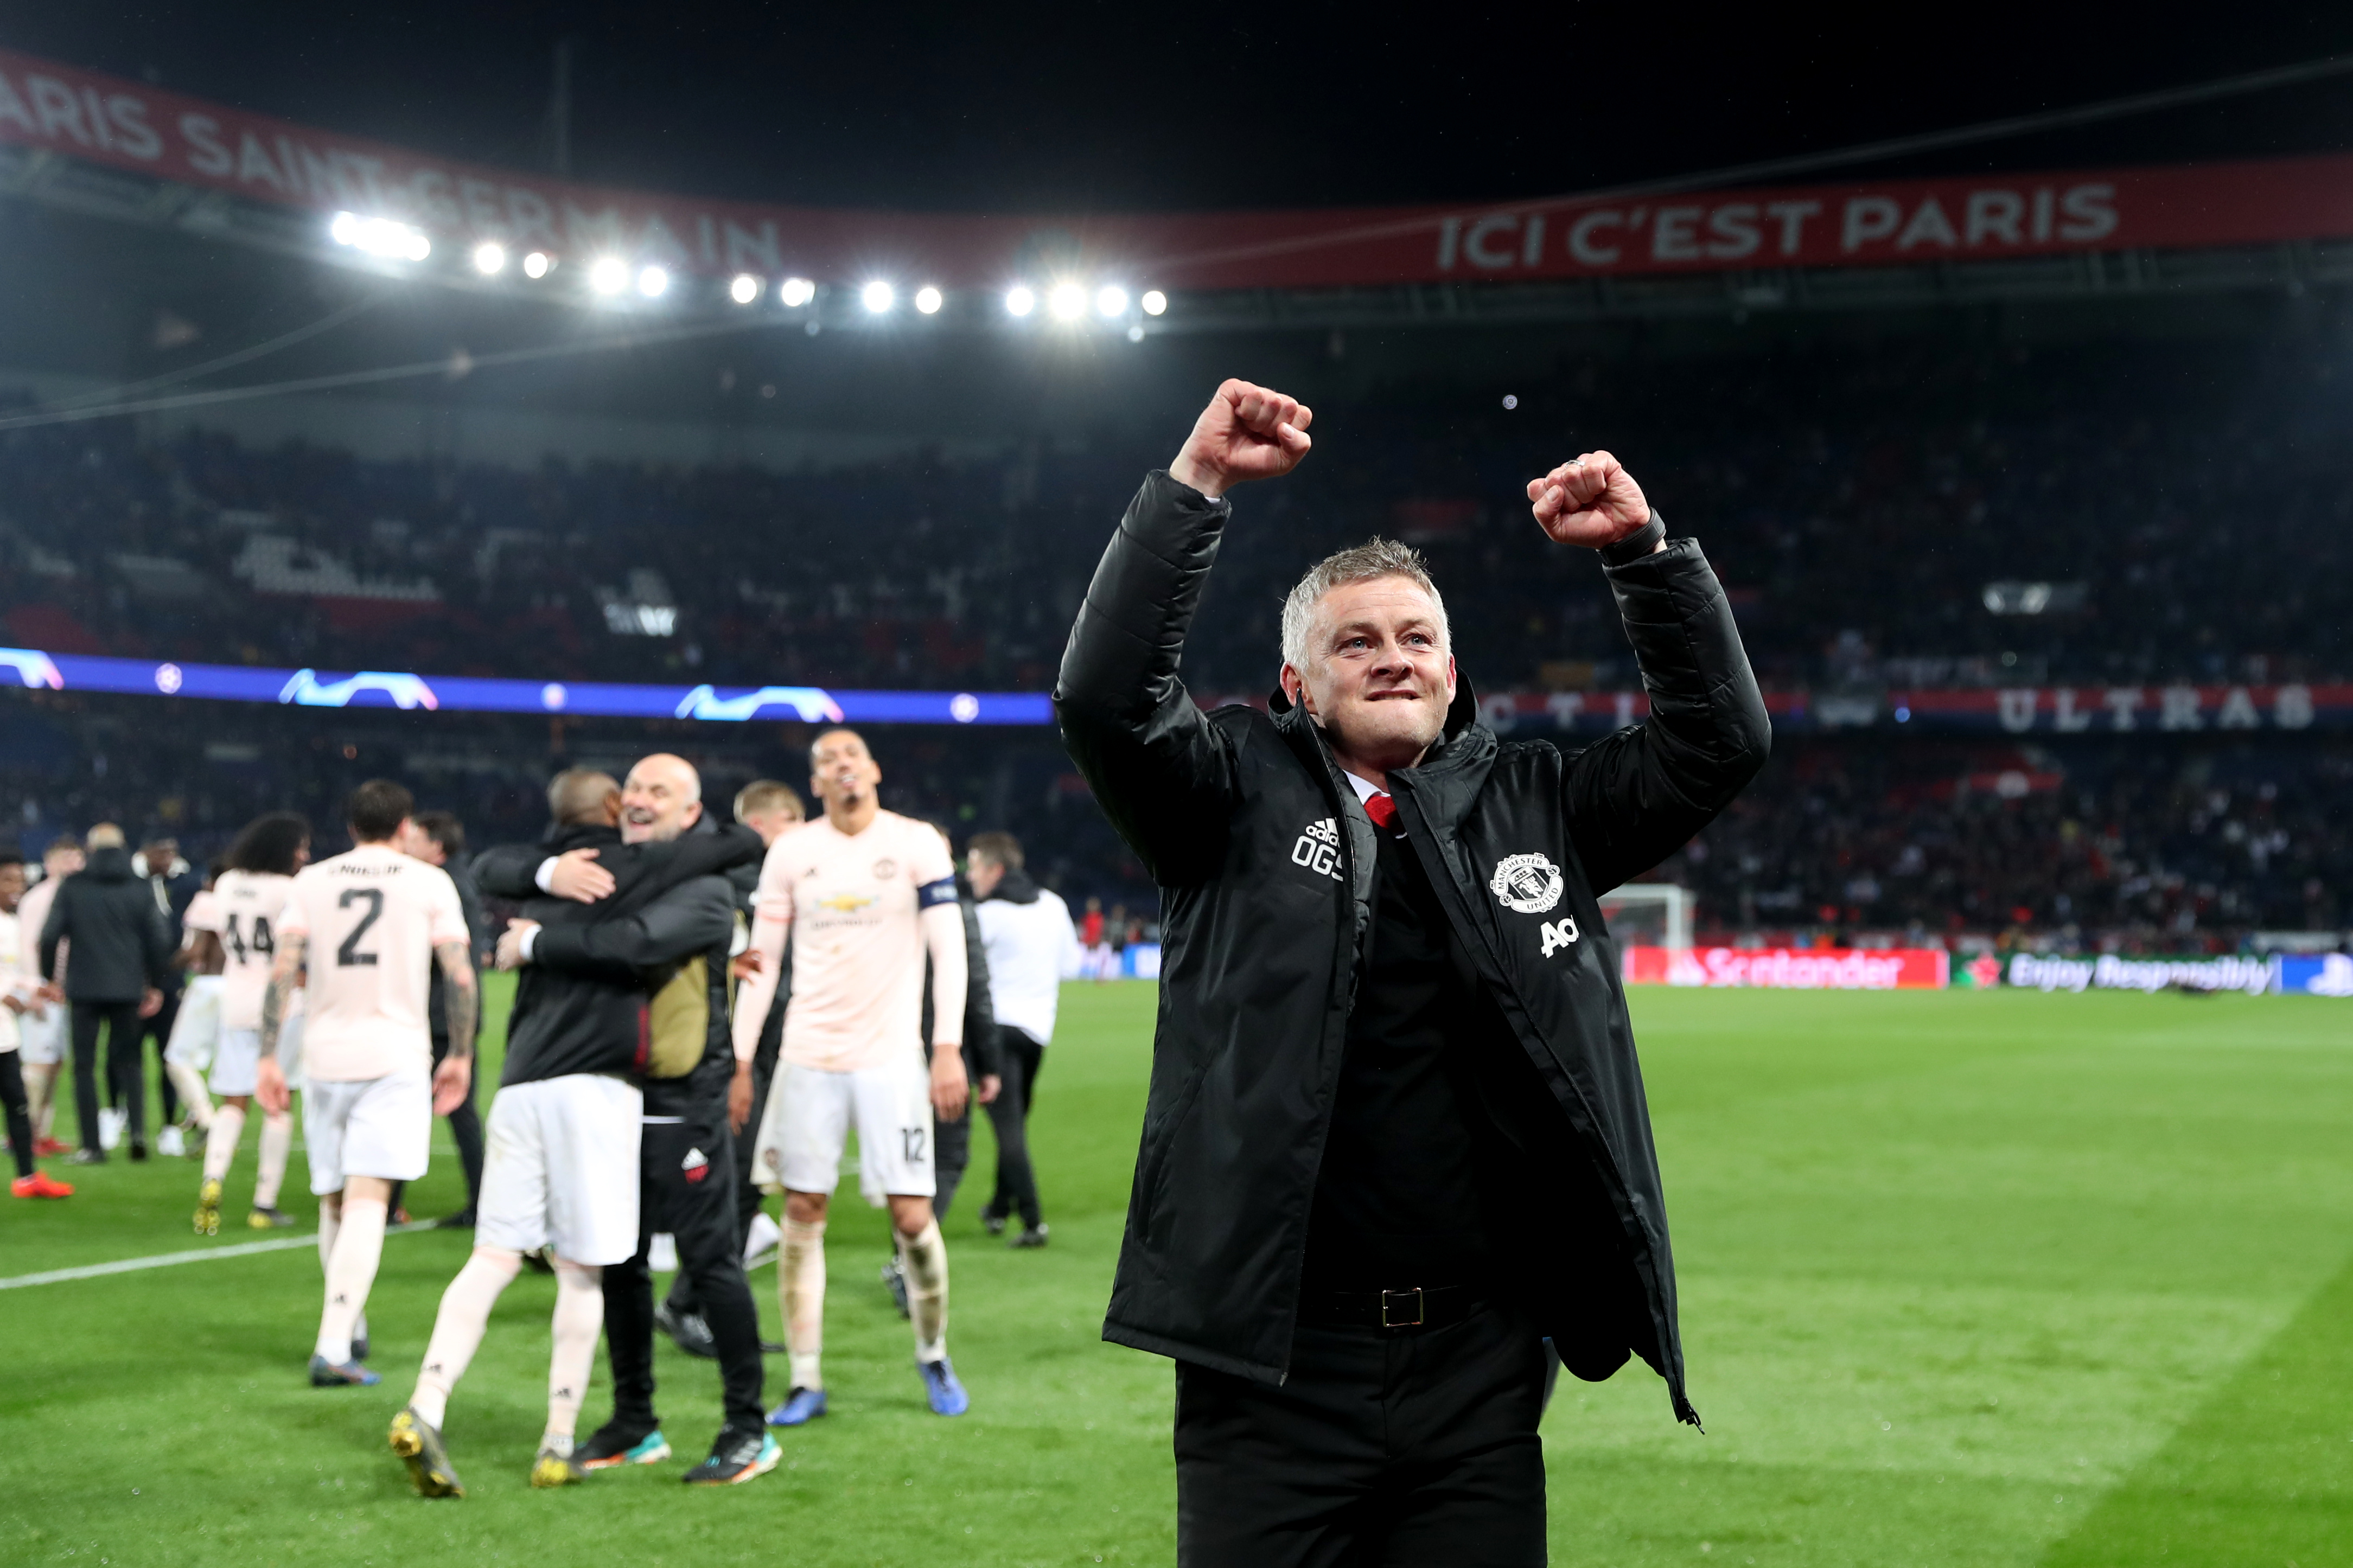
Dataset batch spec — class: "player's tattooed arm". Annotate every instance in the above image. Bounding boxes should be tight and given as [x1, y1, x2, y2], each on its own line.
[256, 933, 307, 1114]
[430, 938, 479, 1118]
[435, 939, 479, 1057]
[260, 933, 305, 1059]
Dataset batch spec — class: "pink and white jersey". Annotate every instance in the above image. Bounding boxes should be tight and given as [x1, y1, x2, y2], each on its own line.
[183, 871, 296, 1032]
[19, 875, 59, 986]
[277, 844, 467, 1082]
[754, 809, 958, 1073]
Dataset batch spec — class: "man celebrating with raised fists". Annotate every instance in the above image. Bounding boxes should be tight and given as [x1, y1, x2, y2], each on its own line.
[1056, 378, 1771, 1563]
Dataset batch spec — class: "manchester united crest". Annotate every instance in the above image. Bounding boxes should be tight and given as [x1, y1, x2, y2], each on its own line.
[1489, 852, 1565, 915]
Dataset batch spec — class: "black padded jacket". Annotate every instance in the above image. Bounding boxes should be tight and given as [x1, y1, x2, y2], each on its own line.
[1055, 470, 1770, 1424]
[39, 846, 173, 1003]
[473, 822, 762, 1096]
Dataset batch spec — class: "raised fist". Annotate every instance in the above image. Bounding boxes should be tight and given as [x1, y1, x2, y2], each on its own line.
[1526, 451, 1651, 549]
[1169, 379, 1313, 500]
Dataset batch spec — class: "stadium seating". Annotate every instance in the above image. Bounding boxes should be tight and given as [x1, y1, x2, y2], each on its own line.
[1, 334, 2344, 943]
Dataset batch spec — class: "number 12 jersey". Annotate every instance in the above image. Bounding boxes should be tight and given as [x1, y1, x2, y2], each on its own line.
[278, 843, 468, 1083]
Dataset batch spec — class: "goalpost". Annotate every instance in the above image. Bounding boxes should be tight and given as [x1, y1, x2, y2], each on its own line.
[1597, 883, 1694, 953]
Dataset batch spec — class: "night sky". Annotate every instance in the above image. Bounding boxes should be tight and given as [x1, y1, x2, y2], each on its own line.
[8, 3, 2353, 214]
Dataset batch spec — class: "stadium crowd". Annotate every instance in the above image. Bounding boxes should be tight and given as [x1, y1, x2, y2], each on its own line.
[2, 337, 2349, 696]
[0, 335, 2344, 946]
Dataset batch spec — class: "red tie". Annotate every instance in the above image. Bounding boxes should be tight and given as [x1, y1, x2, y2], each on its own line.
[1363, 792, 1399, 831]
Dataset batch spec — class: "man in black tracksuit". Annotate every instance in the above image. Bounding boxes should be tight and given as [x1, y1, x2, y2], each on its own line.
[922, 886, 1002, 1219]
[473, 762, 773, 1481]
[40, 825, 172, 1163]
[1056, 380, 1770, 1564]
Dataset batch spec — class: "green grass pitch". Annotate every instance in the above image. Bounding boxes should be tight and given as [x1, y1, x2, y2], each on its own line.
[7, 980, 2350, 1565]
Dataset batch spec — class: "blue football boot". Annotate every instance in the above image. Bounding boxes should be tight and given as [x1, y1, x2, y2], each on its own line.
[917, 1356, 968, 1416]
[766, 1386, 828, 1426]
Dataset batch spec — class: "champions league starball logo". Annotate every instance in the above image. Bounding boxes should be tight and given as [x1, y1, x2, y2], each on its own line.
[1489, 852, 1566, 915]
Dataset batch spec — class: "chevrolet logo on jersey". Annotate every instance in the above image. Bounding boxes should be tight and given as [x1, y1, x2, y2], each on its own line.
[814, 893, 878, 913]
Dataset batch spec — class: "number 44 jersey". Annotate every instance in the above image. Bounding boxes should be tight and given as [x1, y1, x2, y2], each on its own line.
[277, 843, 469, 1083]
[185, 868, 299, 1034]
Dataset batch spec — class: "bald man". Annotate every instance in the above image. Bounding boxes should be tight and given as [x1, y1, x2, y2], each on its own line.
[393, 758, 766, 1495]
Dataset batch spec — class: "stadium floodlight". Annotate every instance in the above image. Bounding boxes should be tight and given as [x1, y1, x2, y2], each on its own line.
[522, 251, 552, 279]
[862, 280, 895, 313]
[1004, 285, 1036, 317]
[637, 265, 670, 298]
[729, 273, 763, 304]
[1048, 281, 1086, 321]
[1141, 289, 1168, 316]
[914, 285, 944, 315]
[589, 257, 629, 294]
[779, 276, 816, 307]
[471, 242, 507, 276]
[1096, 285, 1128, 317]
[329, 210, 432, 262]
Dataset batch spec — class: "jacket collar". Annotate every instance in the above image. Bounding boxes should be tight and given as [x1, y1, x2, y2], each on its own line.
[981, 867, 1043, 905]
[82, 846, 137, 882]
[1267, 674, 1493, 824]
[542, 821, 623, 853]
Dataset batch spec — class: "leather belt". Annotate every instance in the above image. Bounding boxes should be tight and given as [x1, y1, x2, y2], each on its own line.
[1296, 1282, 1487, 1333]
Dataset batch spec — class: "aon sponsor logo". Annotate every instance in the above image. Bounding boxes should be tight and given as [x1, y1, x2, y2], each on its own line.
[1540, 917, 1580, 957]
[1292, 817, 1344, 881]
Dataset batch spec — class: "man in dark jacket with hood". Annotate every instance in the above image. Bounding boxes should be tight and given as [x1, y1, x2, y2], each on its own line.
[1056, 380, 1770, 1564]
[40, 823, 171, 1163]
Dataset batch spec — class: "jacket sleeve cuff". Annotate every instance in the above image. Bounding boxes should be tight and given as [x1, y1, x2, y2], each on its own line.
[1598, 512, 1666, 566]
[1144, 469, 1233, 519]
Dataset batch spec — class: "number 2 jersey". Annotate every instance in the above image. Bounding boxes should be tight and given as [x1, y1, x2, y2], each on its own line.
[277, 843, 468, 1083]
[183, 870, 298, 1033]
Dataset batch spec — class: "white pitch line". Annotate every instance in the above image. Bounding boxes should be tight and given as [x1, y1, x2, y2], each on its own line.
[0, 1222, 435, 1291]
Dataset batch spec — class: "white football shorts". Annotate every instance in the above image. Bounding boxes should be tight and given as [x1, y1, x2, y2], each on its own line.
[475, 1073, 644, 1266]
[303, 1063, 431, 1195]
[754, 1055, 935, 1202]
[15, 1002, 65, 1066]
[164, 976, 223, 1072]
[207, 1015, 303, 1098]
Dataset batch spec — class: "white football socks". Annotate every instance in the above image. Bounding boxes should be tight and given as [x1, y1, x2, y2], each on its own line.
[546, 1260, 603, 1443]
[201, 1103, 246, 1185]
[782, 1217, 827, 1391]
[317, 1199, 341, 1272]
[165, 1063, 214, 1132]
[900, 1219, 949, 1364]
[23, 1061, 57, 1141]
[253, 1112, 291, 1209]
[314, 1194, 387, 1364]
[409, 1246, 524, 1430]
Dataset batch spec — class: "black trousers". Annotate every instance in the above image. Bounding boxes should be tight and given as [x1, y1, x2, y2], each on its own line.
[982, 1027, 1046, 1228]
[664, 1057, 772, 1319]
[132, 984, 182, 1125]
[2, 1051, 34, 1179]
[934, 1102, 973, 1217]
[605, 1111, 765, 1437]
[388, 1032, 484, 1219]
[71, 1000, 143, 1154]
[1173, 1300, 1548, 1567]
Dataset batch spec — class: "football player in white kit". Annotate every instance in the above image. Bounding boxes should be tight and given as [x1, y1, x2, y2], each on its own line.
[738, 728, 972, 1423]
[257, 780, 476, 1388]
[184, 813, 311, 1234]
[13, 836, 83, 1153]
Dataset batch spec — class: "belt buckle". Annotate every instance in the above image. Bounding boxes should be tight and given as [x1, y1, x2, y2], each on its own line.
[1380, 1287, 1425, 1329]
